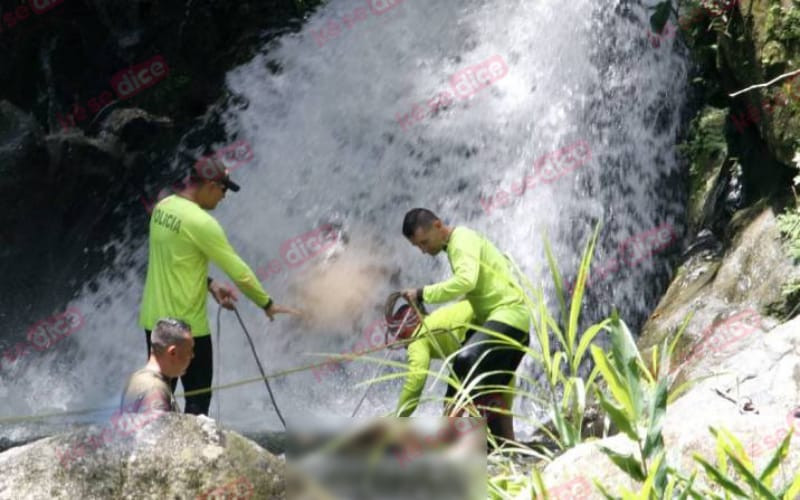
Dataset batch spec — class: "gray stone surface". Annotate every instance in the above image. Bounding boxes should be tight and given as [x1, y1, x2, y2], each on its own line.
[0, 413, 284, 499]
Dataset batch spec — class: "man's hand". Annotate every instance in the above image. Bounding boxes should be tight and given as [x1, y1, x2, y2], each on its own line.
[401, 288, 419, 303]
[264, 303, 305, 322]
[209, 280, 238, 310]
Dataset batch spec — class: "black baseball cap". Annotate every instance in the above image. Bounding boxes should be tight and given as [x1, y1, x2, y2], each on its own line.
[191, 156, 241, 192]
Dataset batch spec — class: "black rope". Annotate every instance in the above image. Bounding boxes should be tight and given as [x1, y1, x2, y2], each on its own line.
[231, 306, 287, 429]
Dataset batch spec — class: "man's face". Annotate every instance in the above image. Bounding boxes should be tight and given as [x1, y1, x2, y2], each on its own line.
[408, 222, 445, 256]
[199, 179, 227, 210]
[171, 334, 195, 376]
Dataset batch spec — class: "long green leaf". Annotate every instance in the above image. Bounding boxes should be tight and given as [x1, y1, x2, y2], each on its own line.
[726, 451, 778, 500]
[778, 467, 800, 499]
[643, 377, 668, 457]
[759, 429, 792, 485]
[591, 345, 635, 418]
[568, 223, 601, 358]
[693, 454, 749, 497]
[640, 452, 665, 498]
[596, 389, 639, 442]
[598, 445, 646, 481]
[572, 319, 610, 376]
[543, 233, 569, 330]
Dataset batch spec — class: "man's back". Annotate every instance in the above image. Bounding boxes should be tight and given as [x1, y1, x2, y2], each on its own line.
[120, 367, 179, 413]
[138, 194, 269, 336]
[425, 226, 529, 332]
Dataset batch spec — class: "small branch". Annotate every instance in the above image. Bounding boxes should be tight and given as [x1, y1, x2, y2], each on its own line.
[712, 388, 738, 406]
[729, 68, 800, 98]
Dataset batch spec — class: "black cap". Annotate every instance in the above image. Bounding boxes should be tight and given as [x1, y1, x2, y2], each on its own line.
[192, 156, 240, 192]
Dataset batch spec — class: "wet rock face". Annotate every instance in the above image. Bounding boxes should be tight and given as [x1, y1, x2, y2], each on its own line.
[0, 413, 285, 499]
[0, 0, 320, 342]
[639, 203, 800, 359]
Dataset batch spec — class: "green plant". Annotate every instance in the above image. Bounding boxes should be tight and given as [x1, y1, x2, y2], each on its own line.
[776, 151, 800, 295]
[590, 312, 670, 495]
[689, 427, 800, 499]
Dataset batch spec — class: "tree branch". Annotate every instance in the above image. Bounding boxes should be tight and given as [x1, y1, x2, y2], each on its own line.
[729, 68, 800, 98]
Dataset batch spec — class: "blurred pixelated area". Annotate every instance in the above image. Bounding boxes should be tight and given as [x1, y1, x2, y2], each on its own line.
[286, 417, 486, 499]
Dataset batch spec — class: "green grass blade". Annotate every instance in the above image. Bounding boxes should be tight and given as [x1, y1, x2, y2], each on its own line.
[759, 429, 792, 485]
[693, 454, 748, 497]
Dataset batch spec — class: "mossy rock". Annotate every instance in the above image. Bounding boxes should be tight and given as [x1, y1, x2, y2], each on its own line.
[680, 106, 728, 234]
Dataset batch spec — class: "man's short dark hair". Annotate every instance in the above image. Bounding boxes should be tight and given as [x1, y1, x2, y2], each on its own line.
[402, 208, 439, 238]
[151, 318, 191, 354]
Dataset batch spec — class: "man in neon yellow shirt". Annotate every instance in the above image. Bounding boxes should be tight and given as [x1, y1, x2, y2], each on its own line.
[139, 157, 298, 415]
[390, 300, 516, 440]
[400, 208, 529, 439]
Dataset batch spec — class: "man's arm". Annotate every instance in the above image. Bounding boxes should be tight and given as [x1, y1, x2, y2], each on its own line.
[396, 340, 432, 417]
[194, 218, 271, 309]
[422, 231, 481, 304]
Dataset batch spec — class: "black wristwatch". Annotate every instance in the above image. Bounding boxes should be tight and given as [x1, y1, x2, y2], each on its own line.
[262, 298, 274, 311]
[207, 277, 213, 290]
[417, 288, 425, 303]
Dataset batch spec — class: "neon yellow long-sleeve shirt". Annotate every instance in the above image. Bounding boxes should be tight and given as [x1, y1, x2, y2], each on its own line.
[396, 301, 474, 417]
[138, 195, 271, 337]
[421, 226, 530, 332]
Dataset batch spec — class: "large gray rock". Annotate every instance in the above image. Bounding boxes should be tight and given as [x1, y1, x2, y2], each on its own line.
[541, 315, 800, 497]
[0, 413, 284, 499]
[638, 203, 800, 369]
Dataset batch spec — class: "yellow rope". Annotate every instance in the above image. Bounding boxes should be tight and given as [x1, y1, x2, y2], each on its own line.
[0, 332, 425, 426]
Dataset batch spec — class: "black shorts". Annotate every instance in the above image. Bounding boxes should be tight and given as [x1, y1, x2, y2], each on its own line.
[446, 320, 528, 399]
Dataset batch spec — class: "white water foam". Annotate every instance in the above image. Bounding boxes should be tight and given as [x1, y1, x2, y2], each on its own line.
[1, 0, 688, 443]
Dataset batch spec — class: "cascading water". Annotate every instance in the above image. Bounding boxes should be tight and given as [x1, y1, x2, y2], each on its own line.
[0, 0, 688, 445]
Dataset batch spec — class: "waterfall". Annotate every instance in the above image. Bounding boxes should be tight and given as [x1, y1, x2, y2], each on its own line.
[0, 0, 688, 443]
